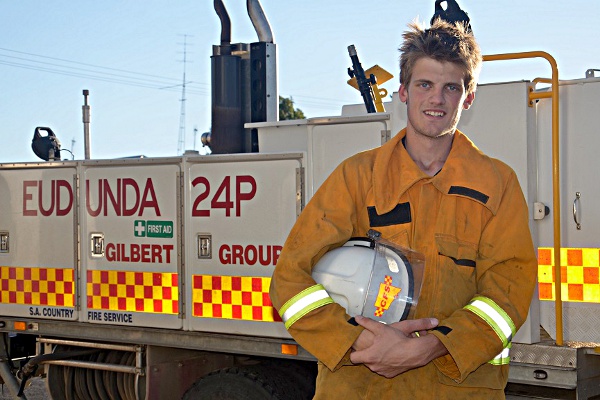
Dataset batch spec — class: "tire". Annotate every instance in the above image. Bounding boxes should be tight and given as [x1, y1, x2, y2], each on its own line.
[182, 364, 302, 400]
[263, 360, 317, 399]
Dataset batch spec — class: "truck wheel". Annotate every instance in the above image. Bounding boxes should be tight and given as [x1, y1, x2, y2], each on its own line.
[263, 360, 316, 399]
[46, 363, 67, 400]
[182, 364, 303, 400]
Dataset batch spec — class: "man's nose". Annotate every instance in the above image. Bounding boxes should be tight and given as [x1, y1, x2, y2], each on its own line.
[429, 88, 445, 104]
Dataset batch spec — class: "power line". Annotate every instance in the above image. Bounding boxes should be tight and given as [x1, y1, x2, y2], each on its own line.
[0, 47, 208, 95]
[0, 47, 352, 111]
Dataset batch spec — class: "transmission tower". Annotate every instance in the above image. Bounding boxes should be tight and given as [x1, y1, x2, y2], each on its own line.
[177, 35, 192, 155]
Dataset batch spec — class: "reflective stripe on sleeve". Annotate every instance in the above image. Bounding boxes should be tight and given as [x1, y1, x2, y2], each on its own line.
[464, 296, 516, 348]
[279, 284, 334, 329]
[488, 343, 511, 366]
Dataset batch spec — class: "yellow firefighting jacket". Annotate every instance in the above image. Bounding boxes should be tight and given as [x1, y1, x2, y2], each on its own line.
[269, 129, 537, 399]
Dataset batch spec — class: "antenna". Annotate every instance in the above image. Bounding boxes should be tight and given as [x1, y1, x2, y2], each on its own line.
[177, 34, 193, 155]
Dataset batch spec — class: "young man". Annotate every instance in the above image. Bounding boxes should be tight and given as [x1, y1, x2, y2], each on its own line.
[270, 19, 537, 399]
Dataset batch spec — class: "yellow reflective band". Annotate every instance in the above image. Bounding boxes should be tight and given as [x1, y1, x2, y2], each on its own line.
[464, 296, 515, 348]
[279, 284, 334, 329]
[488, 343, 511, 365]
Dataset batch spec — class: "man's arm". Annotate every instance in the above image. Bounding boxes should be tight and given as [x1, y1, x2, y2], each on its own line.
[350, 316, 445, 378]
[269, 157, 371, 370]
[430, 170, 538, 382]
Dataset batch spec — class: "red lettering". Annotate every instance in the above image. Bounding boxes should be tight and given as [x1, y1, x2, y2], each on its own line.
[245, 245, 257, 265]
[56, 180, 73, 216]
[104, 178, 121, 216]
[212, 177, 233, 216]
[192, 175, 257, 218]
[105, 243, 174, 264]
[218, 244, 282, 266]
[273, 245, 282, 265]
[232, 245, 244, 265]
[121, 243, 130, 262]
[23, 181, 37, 216]
[106, 243, 116, 261]
[38, 180, 55, 216]
[152, 245, 162, 263]
[163, 245, 173, 263]
[130, 244, 140, 262]
[140, 179, 161, 216]
[86, 180, 103, 217]
[122, 178, 140, 216]
[86, 178, 161, 217]
[258, 245, 272, 265]
[219, 244, 231, 264]
[23, 180, 73, 217]
[191, 177, 210, 217]
[236, 176, 256, 217]
[141, 244, 150, 263]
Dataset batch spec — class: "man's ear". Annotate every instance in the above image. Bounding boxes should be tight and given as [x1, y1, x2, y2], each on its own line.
[399, 84, 408, 103]
[463, 92, 475, 109]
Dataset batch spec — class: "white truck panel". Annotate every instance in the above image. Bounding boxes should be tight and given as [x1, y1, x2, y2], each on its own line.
[253, 114, 390, 199]
[535, 78, 600, 343]
[81, 162, 182, 329]
[0, 165, 78, 321]
[185, 155, 301, 337]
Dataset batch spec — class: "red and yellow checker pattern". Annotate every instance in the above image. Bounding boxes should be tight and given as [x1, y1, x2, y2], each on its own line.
[538, 248, 600, 302]
[374, 275, 401, 317]
[0, 266, 74, 307]
[87, 270, 178, 314]
[192, 275, 281, 322]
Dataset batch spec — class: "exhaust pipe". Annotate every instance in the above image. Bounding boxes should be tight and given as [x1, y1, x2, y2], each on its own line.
[247, 0, 274, 43]
[214, 0, 231, 54]
[247, 0, 278, 123]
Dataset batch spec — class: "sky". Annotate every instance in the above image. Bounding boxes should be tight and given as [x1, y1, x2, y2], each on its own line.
[0, 1, 598, 162]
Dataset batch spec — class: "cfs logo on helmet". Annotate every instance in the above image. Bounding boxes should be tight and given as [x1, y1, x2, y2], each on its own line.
[374, 275, 401, 317]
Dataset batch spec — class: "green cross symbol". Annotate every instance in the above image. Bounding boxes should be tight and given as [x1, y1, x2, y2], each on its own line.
[134, 220, 146, 237]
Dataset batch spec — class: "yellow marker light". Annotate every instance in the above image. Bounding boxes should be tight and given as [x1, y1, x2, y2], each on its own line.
[281, 344, 298, 356]
[14, 321, 27, 331]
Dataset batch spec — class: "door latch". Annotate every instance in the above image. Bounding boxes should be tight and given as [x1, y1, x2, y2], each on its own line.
[90, 233, 105, 257]
[198, 234, 212, 259]
[0, 232, 8, 253]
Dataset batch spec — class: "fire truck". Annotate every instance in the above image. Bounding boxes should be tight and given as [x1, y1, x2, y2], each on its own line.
[1, 1, 599, 399]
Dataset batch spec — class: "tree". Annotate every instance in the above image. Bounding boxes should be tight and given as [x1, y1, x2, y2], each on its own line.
[279, 96, 305, 120]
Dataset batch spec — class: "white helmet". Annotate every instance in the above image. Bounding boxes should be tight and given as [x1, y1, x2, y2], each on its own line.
[312, 232, 422, 324]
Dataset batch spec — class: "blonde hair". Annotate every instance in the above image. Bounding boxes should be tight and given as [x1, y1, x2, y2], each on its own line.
[399, 19, 482, 94]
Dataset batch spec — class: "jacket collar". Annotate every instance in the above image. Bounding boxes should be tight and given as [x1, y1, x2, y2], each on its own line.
[373, 129, 503, 216]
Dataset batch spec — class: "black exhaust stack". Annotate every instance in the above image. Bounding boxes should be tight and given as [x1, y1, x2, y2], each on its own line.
[208, 0, 277, 154]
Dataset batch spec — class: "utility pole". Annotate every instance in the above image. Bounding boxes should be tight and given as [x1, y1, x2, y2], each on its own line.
[177, 35, 193, 155]
[82, 90, 91, 159]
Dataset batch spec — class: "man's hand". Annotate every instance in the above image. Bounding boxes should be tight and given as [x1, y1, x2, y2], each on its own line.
[350, 315, 447, 378]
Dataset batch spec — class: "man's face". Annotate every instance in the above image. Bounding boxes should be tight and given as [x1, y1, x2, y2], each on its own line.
[399, 57, 474, 140]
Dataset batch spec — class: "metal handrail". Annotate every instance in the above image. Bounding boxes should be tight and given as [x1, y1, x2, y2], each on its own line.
[482, 51, 563, 346]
